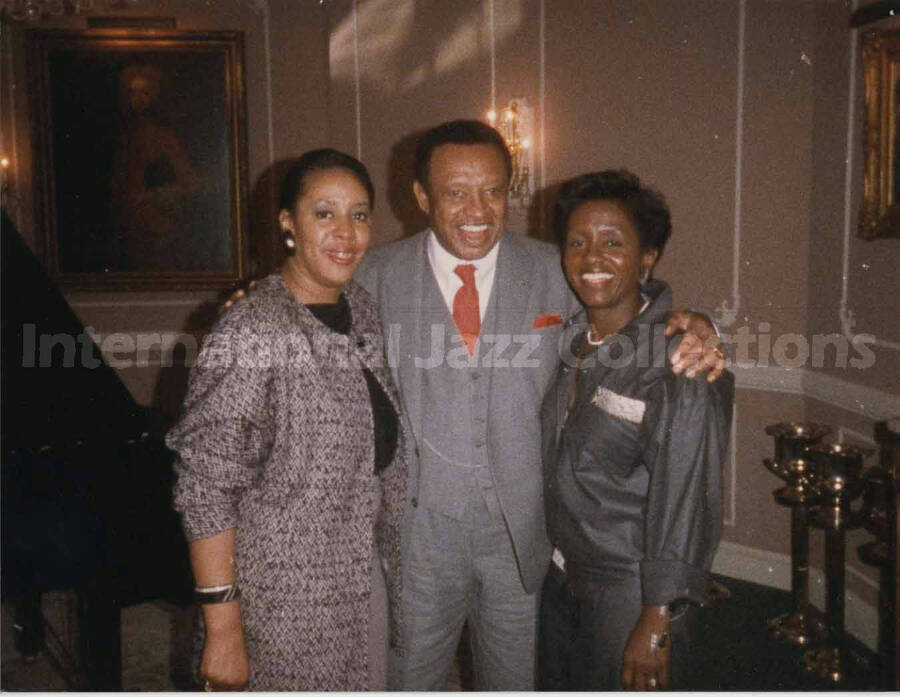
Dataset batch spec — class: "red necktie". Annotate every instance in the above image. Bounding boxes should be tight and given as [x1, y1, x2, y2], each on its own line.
[453, 264, 481, 356]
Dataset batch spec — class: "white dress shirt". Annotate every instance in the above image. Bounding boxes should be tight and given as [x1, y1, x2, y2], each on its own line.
[426, 230, 500, 321]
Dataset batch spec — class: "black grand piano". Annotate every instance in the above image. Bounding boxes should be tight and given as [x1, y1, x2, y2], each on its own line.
[1, 209, 193, 690]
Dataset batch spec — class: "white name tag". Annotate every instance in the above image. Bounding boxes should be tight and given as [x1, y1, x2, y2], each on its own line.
[591, 386, 646, 424]
[552, 547, 566, 571]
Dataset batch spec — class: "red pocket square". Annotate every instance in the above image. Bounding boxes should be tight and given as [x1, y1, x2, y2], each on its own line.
[533, 313, 563, 329]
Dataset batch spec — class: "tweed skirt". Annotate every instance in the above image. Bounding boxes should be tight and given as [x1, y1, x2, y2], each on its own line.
[368, 480, 389, 690]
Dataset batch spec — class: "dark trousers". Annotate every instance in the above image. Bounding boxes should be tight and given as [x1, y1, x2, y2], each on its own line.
[539, 562, 693, 691]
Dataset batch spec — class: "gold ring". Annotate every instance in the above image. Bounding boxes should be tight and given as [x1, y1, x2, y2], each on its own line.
[713, 345, 726, 359]
[204, 680, 213, 692]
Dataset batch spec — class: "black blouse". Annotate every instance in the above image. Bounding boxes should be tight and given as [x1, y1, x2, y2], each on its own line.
[307, 295, 399, 474]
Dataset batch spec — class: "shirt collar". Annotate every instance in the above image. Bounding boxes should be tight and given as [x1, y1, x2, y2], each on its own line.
[426, 229, 501, 283]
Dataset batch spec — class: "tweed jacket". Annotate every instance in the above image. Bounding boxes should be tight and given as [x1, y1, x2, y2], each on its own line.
[168, 274, 408, 691]
[355, 231, 580, 594]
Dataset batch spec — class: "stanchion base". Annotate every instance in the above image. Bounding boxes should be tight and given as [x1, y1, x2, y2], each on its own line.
[768, 611, 827, 646]
[773, 485, 819, 507]
[857, 540, 888, 567]
[804, 647, 843, 682]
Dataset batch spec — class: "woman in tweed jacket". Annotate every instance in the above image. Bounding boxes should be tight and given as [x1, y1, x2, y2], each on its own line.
[167, 149, 407, 691]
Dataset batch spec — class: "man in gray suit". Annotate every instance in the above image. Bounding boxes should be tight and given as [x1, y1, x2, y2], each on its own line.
[355, 120, 723, 690]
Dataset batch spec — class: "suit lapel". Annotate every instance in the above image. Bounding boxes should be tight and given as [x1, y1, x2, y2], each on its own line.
[395, 233, 432, 447]
[486, 235, 535, 340]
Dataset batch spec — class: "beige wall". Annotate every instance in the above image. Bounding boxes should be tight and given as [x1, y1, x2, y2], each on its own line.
[808, 5, 900, 395]
[2, 0, 897, 635]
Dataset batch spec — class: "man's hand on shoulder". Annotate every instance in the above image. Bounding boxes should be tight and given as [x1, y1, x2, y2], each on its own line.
[219, 279, 258, 315]
[665, 310, 726, 383]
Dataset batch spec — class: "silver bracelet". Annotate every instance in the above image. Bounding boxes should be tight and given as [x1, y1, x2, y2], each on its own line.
[193, 583, 240, 604]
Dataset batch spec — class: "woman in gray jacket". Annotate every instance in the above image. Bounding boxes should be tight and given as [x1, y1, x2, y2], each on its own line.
[539, 170, 733, 691]
[167, 149, 407, 691]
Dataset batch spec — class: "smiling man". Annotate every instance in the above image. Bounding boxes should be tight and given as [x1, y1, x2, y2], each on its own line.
[355, 120, 723, 690]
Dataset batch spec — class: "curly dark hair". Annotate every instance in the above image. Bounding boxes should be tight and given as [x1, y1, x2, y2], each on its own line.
[279, 148, 375, 213]
[414, 119, 512, 190]
[552, 169, 672, 258]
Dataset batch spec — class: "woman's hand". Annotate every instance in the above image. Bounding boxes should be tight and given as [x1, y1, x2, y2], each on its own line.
[199, 601, 250, 691]
[665, 310, 726, 382]
[187, 530, 248, 690]
[621, 605, 671, 690]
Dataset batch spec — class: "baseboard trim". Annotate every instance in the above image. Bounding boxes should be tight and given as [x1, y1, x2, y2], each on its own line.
[711, 540, 878, 651]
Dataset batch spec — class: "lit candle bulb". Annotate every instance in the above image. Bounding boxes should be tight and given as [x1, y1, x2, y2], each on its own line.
[486, 109, 497, 124]
[521, 138, 531, 150]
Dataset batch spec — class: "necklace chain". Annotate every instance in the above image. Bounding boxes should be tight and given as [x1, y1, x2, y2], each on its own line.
[586, 328, 608, 346]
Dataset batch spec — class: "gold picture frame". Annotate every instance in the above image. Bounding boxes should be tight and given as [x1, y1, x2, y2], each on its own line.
[27, 29, 249, 289]
[860, 29, 900, 239]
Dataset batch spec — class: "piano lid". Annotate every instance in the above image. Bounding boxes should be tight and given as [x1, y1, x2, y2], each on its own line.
[1, 208, 149, 452]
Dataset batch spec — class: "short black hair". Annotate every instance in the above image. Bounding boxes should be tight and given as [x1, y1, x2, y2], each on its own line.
[279, 148, 375, 213]
[552, 169, 672, 257]
[414, 120, 512, 190]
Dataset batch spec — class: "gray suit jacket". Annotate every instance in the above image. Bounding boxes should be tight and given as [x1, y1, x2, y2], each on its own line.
[356, 231, 579, 593]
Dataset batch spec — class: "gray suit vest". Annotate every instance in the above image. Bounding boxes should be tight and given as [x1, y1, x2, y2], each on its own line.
[417, 264, 501, 521]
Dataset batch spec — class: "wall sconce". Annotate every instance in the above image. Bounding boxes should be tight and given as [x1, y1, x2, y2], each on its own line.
[0, 157, 10, 203]
[487, 97, 534, 209]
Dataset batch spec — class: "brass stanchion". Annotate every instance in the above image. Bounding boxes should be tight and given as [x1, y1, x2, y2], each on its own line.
[804, 442, 872, 682]
[763, 422, 831, 645]
[857, 420, 898, 689]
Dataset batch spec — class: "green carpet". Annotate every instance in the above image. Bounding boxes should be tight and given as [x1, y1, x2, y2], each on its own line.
[686, 574, 881, 691]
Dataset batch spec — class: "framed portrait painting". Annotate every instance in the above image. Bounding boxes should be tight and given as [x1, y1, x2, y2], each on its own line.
[860, 29, 900, 239]
[27, 29, 249, 288]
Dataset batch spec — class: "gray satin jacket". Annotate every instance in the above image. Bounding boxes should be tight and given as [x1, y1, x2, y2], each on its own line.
[541, 283, 734, 607]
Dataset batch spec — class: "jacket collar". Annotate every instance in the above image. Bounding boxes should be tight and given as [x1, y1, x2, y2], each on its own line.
[564, 278, 672, 333]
